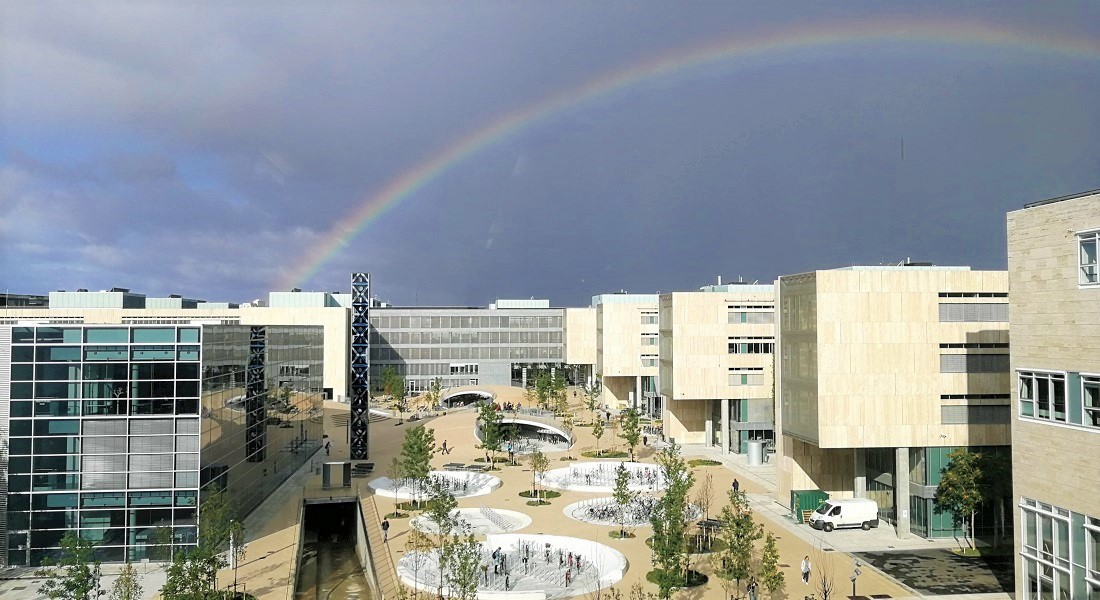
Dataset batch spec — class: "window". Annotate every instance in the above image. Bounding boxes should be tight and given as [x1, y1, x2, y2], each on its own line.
[640, 312, 658, 325]
[728, 337, 774, 354]
[1019, 499, 1073, 600]
[640, 354, 658, 367]
[1018, 371, 1067, 422]
[938, 303, 1009, 322]
[727, 306, 775, 324]
[940, 405, 1009, 424]
[1083, 376, 1100, 428]
[729, 368, 765, 386]
[641, 334, 658, 346]
[939, 354, 1010, 373]
[1081, 231, 1099, 285]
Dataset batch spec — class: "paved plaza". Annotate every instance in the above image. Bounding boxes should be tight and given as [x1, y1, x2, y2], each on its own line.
[854, 549, 1014, 596]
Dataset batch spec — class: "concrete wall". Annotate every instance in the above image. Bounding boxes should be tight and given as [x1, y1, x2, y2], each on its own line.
[665, 398, 709, 445]
[564, 307, 597, 367]
[777, 435, 856, 503]
[596, 300, 658, 379]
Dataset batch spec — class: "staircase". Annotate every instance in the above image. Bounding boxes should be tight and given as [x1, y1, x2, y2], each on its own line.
[361, 492, 401, 599]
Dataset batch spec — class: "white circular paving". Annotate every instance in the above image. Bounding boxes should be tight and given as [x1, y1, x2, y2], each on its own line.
[396, 533, 627, 599]
[411, 508, 532, 535]
[368, 471, 502, 500]
[563, 496, 703, 527]
[539, 461, 666, 493]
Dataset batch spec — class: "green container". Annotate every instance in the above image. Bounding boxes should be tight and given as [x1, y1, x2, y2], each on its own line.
[791, 490, 829, 523]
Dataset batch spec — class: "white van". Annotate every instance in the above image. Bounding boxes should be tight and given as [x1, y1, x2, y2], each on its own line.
[807, 498, 879, 532]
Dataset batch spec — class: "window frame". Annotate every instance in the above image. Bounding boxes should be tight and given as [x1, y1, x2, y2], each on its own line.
[1017, 369, 1068, 423]
[1079, 229, 1099, 286]
[1082, 373, 1100, 429]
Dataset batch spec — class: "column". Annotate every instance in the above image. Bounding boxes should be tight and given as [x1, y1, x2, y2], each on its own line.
[704, 409, 713, 447]
[720, 399, 731, 454]
[895, 447, 911, 538]
[635, 376, 642, 411]
[854, 448, 867, 497]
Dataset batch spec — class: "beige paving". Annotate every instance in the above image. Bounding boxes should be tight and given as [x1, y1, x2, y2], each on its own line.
[212, 387, 912, 600]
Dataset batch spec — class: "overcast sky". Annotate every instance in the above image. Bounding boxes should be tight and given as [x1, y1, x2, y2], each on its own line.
[2, 1, 1098, 307]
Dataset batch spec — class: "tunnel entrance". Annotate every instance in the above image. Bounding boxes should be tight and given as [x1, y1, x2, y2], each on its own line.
[443, 392, 491, 407]
[295, 501, 372, 600]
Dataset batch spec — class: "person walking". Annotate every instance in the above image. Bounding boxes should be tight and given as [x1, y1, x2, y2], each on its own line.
[324, 441, 331, 456]
[381, 518, 390, 543]
[441, 440, 449, 455]
[801, 555, 812, 584]
[732, 478, 740, 493]
[747, 576, 759, 600]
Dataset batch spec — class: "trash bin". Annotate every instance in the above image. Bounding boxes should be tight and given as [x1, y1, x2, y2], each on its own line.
[746, 440, 765, 466]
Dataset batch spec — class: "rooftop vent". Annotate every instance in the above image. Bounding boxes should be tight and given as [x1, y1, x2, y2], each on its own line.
[291, 287, 302, 292]
[110, 287, 131, 293]
[77, 288, 88, 292]
[169, 294, 182, 298]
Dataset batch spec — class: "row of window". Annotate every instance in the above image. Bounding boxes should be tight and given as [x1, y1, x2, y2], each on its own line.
[9, 471, 199, 492]
[10, 345, 200, 363]
[729, 337, 775, 354]
[641, 334, 658, 346]
[1018, 498, 1100, 600]
[938, 302, 1009, 322]
[728, 311, 775, 325]
[1019, 371, 1100, 428]
[641, 312, 659, 325]
[9, 434, 201, 456]
[372, 346, 563, 361]
[729, 368, 767, 387]
[374, 330, 564, 345]
[939, 353, 1010, 373]
[937, 292, 1008, 298]
[12, 379, 201, 398]
[8, 398, 201, 417]
[371, 315, 562, 330]
[939, 405, 1009, 425]
[939, 342, 1009, 349]
[640, 355, 658, 368]
[11, 327, 201, 344]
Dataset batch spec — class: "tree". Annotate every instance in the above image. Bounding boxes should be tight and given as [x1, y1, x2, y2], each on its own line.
[934, 448, 984, 549]
[162, 547, 209, 598]
[584, 377, 603, 422]
[404, 528, 434, 600]
[551, 373, 569, 415]
[529, 450, 550, 501]
[758, 532, 785, 596]
[36, 531, 102, 600]
[151, 525, 174, 561]
[618, 408, 641, 461]
[813, 549, 838, 600]
[424, 479, 459, 599]
[612, 463, 635, 538]
[592, 418, 605, 457]
[441, 525, 482, 600]
[534, 373, 552, 410]
[109, 562, 142, 600]
[162, 488, 240, 595]
[424, 377, 443, 411]
[980, 450, 1012, 549]
[400, 425, 437, 506]
[695, 472, 714, 522]
[476, 402, 504, 466]
[649, 441, 695, 599]
[714, 488, 761, 593]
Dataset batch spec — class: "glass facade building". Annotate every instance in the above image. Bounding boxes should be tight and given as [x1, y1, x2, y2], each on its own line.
[369, 308, 565, 391]
[1, 324, 323, 566]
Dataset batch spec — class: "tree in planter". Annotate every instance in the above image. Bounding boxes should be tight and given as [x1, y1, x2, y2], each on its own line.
[980, 450, 1012, 549]
[612, 462, 635, 538]
[695, 472, 715, 522]
[476, 402, 504, 467]
[534, 373, 552, 410]
[400, 425, 437, 507]
[933, 448, 984, 549]
[618, 408, 641, 461]
[592, 418, 606, 457]
[528, 450, 550, 502]
[551, 372, 568, 413]
[162, 488, 241, 596]
[424, 377, 443, 411]
[151, 525, 175, 561]
[36, 531, 102, 600]
[404, 528, 434, 600]
[425, 479, 459, 599]
[649, 441, 695, 599]
[813, 549, 838, 600]
[109, 562, 143, 600]
[758, 532, 785, 596]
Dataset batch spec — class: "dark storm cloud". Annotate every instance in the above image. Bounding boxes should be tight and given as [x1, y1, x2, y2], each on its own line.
[1, 1, 1098, 305]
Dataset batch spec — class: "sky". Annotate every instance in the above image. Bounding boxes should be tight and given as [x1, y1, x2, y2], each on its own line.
[1, 1, 1098, 307]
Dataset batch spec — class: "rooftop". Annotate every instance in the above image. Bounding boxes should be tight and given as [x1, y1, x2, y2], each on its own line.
[1023, 187, 1100, 209]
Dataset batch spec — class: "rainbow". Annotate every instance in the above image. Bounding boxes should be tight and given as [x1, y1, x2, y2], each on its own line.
[277, 18, 1099, 291]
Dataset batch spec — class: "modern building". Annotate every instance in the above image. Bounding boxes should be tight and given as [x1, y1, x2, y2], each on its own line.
[0, 322, 324, 566]
[368, 300, 567, 392]
[593, 294, 660, 415]
[776, 265, 1011, 538]
[1007, 189, 1100, 600]
[659, 283, 775, 452]
[0, 294, 48, 308]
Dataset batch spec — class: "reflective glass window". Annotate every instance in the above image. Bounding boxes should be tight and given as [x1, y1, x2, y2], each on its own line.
[10, 401, 33, 417]
[34, 420, 80, 436]
[36, 364, 82, 381]
[131, 346, 175, 361]
[35, 346, 81, 362]
[177, 346, 200, 361]
[178, 328, 200, 343]
[12, 327, 34, 343]
[11, 382, 33, 399]
[84, 346, 128, 361]
[85, 328, 129, 344]
[33, 493, 78, 510]
[131, 328, 175, 343]
[11, 364, 34, 381]
[12, 346, 34, 362]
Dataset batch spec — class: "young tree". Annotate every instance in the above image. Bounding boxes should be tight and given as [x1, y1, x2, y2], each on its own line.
[592, 418, 605, 457]
[618, 408, 641, 461]
[551, 373, 569, 415]
[476, 402, 505, 466]
[162, 547, 208, 598]
[441, 525, 482, 600]
[695, 472, 715, 522]
[814, 549, 838, 600]
[583, 377, 603, 422]
[36, 532, 102, 600]
[529, 450, 550, 501]
[109, 562, 143, 600]
[934, 448, 984, 549]
[758, 532, 785, 596]
[534, 373, 552, 410]
[404, 528, 435, 600]
[424, 376, 443, 410]
[400, 425, 437, 506]
[649, 441, 695, 599]
[151, 525, 174, 561]
[714, 488, 761, 593]
[612, 463, 635, 538]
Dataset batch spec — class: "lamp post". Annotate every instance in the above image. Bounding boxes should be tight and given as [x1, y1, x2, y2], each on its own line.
[851, 559, 863, 599]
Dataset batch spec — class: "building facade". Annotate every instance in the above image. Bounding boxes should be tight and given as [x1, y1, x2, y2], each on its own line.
[0, 323, 323, 566]
[776, 266, 1011, 538]
[368, 300, 566, 392]
[659, 284, 775, 452]
[594, 294, 660, 414]
[1008, 190, 1100, 600]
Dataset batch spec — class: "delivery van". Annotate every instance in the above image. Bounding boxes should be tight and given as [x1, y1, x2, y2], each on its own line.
[807, 498, 879, 532]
